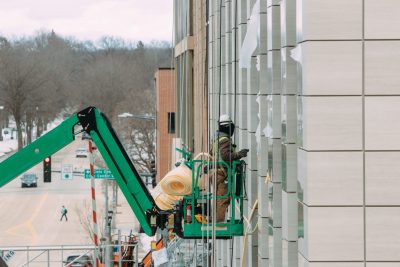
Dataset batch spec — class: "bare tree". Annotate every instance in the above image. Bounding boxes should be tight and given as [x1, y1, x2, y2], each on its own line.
[0, 32, 172, 152]
[0, 40, 51, 149]
[114, 90, 156, 172]
[126, 120, 155, 172]
[75, 200, 105, 244]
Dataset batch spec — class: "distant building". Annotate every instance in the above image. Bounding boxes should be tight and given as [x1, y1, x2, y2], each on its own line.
[155, 68, 176, 182]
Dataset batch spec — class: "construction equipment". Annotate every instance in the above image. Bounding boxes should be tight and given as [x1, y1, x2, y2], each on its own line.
[0, 107, 244, 239]
[172, 148, 245, 239]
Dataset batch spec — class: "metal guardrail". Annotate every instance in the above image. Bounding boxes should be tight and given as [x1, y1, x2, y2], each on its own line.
[166, 237, 183, 255]
[0, 244, 139, 267]
[0, 245, 97, 252]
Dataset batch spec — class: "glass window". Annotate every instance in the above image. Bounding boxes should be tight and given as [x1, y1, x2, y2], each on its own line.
[168, 112, 175, 134]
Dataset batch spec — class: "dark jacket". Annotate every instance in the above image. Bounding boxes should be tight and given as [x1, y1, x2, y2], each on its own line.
[210, 132, 242, 162]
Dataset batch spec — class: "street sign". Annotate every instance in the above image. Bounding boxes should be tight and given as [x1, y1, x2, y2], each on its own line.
[84, 169, 114, 179]
[61, 164, 73, 180]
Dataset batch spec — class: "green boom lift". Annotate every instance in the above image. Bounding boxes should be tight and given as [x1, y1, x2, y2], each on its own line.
[0, 107, 245, 238]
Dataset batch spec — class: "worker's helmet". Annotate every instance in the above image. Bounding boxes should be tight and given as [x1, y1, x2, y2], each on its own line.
[218, 114, 233, 126]
[218, 114, 235, 136]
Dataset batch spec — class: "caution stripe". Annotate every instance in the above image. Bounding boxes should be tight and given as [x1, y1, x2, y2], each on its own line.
[89, 140, 100, 266]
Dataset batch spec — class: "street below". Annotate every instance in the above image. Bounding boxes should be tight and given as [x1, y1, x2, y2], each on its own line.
[0, 136, 141, 266]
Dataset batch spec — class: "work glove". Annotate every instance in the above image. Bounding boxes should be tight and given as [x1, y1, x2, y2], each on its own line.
[238, 149, 249, 158]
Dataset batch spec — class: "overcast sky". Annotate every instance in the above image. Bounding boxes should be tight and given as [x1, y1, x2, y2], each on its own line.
[0, 0, 173, 43]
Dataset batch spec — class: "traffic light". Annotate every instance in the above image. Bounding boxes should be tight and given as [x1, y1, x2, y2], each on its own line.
[43, 156, 51, 182]
[150, 160, 156, 177]
[150, 160, 156, 188]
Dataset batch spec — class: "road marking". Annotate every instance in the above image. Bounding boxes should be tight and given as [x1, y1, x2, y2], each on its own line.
[5, 193, 48, 244]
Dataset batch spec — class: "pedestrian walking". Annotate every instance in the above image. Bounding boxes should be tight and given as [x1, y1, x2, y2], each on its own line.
[60, 205, 68, 221]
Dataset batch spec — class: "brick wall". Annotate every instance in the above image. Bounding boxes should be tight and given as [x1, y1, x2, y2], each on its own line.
[155, 68, 176, 182]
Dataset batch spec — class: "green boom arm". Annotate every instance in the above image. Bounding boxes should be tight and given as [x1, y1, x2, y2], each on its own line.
[0, 107, 162, 236]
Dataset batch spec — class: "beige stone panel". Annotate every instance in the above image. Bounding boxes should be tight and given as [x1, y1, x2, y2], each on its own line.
[247, 94, 259, 132]
[266, 94, 281, 139]
[281, 47, 298, 95]
[367, 264, 400, 267]
[267, 0, 281, 8]
[281, 0, 296, 47]
[366, 207, 400, 261]
[260, 12, 268, 54]
[267, 50, 282, 95]
[268, 225, 282, 266]
[258, 136, 268, 177]
[365, 0, 400, 39]
[268, 182, 282, 227]
[365, 41, 400, 95]
[297, 0, 362, 41]
[298, 253, 364, 267]
[301, 97, 362, 150]
[366, 152, 400, 205]
[365, 97, 400, 150]
[281, 95, 297, 144]
[298, 150, 363, 206]
[258, 176, 269, 217]
[238, 94, 248, 130]
[282, 191, 298, 241]
[282, 143, 297, 193]
[301, 42, 362, 95]
[305, 207, 364, 261]
[267, 5, 281, 51]
[282, 239, 298, 267]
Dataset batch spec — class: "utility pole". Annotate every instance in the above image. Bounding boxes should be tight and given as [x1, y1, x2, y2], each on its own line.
[104, 179, 109, 267]
[112, 181, 117, 230]
[104, 179, 114, 267]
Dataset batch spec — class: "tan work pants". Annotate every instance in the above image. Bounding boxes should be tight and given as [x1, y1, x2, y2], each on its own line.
[210, 168, 230, 222]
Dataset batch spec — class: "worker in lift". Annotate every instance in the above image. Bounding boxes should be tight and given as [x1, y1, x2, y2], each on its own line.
[210, 114, 248, 222]
[60, 205, 68, 221]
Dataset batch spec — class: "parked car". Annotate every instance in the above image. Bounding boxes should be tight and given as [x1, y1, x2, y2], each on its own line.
[64, 254, 93, 267]
[21, 173, 38, 188]
[75, 147, 88, 158]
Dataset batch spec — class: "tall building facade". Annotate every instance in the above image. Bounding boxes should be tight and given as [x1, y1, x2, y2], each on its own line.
[174, 0, 209, 155]
[173, 0, 400, 266]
